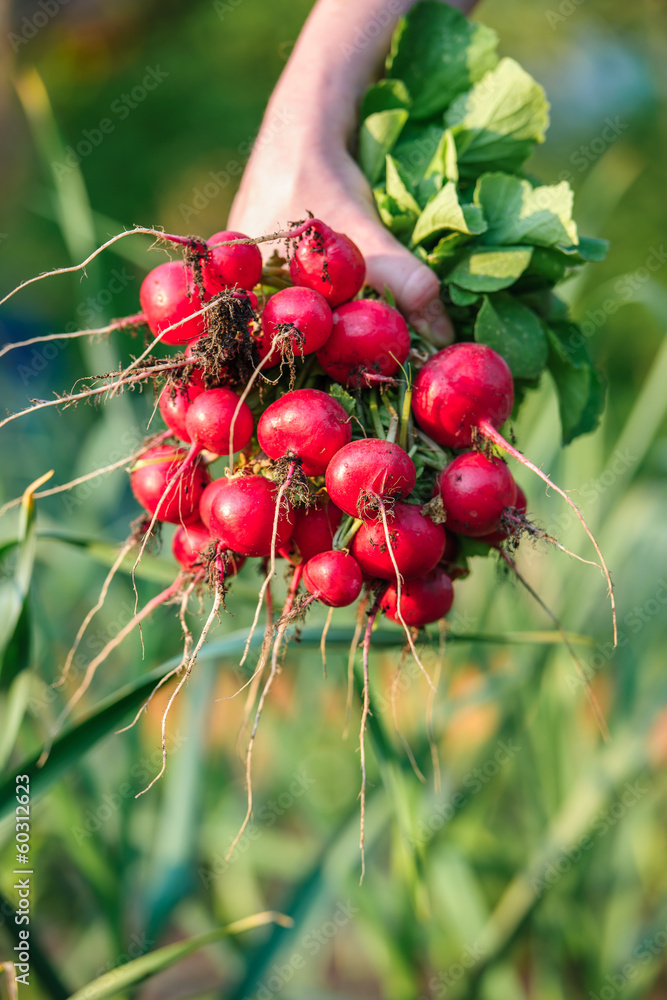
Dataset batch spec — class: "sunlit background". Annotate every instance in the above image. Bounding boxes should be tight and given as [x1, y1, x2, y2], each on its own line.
[1, 1, 666, 998]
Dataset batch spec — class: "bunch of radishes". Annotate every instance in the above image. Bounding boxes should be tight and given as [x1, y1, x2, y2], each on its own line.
[128, 217, 547, 639]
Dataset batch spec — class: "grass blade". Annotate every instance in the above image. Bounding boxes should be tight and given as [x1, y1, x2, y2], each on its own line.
[65, 912, 293, 1000]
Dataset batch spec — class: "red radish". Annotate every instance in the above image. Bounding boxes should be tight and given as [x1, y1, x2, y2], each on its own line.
[478, 485, 528, 548]
[185, 387, 254, 455]
[208, 475, 293, 557]
[317, 300, 410, 388]
[303, 551, 363, 607]
[139, 260, 227, 345]
[351, 502, 446, 580]
[413, 342, 616, 641]
[208, 230, 263, 290]
[172, 523, 246, 577]
[279, 498, 344, 565]
[158, 374, 205, 443]
[171, 522, 213, 570]
[199, 478, 230, 532]
[289, 219, 365, 306]
[435, 452, 517, 537]
[381, 568, 454, 627]
[325, 438, 416, 518]
[130, 444, 210, 525]
[257, 389, 351, 476]
[256, 286, 333, 367]
[412, 343, 514, 449]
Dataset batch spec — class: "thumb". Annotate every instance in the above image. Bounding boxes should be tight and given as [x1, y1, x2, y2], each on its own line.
[350, 218, 453, 347]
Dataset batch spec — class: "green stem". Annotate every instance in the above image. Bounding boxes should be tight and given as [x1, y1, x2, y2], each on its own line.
[368, 389, 385, 440]
[399, 385, 413, 451]
[333, 515, 364, 551]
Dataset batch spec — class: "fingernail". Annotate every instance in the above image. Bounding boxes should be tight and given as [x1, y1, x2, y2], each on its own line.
[428, 312, 454, 347]
[410, 301, 453, 348]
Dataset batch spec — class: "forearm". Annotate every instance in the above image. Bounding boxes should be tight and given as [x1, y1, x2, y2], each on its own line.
[268, 0, 478, 141]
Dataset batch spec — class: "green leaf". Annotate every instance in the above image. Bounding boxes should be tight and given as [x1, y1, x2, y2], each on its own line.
[374, 191, 418, 239]
[1, 598, 32, 690]
[412, 181, 487, 246]
[424, 128, 459, 183]
[558, 236, 610, 263]
[516, 246, 569, 290]
[447, 246, 533, 292]
[327, 383, 357, 416]
[0, 627, 407, 821]
[445, 58, 550, 175]
[474, 293, 548, 378]
[385, 155, 421, 216]
[0, 473, 48, 685]
[38, 531, 177, 584]
[449, 285, 481, 307]
[0, 672, 32, 775]
[387, 0, 498, 120]
[360, 108, 409, 184]
[66, 913, 292, 1000]
[474, 173, 578, 247]
[360, 78, 411, 120]
[392, 123, 446, 186]
[425, 232, 470, 275]
[546, 321, 606, 444]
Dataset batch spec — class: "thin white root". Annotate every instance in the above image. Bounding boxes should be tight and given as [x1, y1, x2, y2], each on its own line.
[343, 594, 368, 740]
[0, 430, 172, 520]
[359, 605, 378, 884]
[116, 578, 198, 735]
[0, 225, 296, 310]
[239, 467, 295, 668]
[56, 538, 135, 689]
[130, 447, 203, 610]
[0, 360, 186, 433]
[135, 582, 223, 797]
[37, 575, 185, 766]
[226, 621, 286, 861]
[501, 550, 611, 743]
[0, 314, 145, 361]
[378, 502, 436, 693]
[480, 419, 617, 647]
[320, 606, 334, 678]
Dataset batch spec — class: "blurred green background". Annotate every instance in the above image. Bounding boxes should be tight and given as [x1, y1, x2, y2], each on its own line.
[1, 1, 667, 998]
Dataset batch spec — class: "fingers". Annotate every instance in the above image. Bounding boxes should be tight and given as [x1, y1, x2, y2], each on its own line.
[344, 216, 454, 348]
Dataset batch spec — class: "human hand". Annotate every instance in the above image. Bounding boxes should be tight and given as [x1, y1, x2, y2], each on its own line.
[227, 1, 460, 347]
